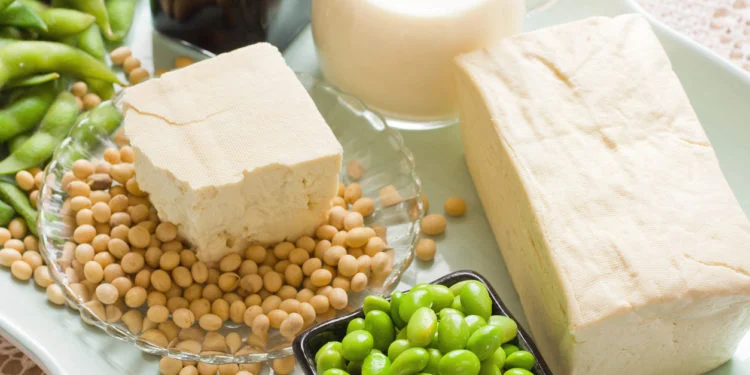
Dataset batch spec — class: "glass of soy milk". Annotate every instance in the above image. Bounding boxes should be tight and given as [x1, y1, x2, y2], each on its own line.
[312, 0, 526, 129]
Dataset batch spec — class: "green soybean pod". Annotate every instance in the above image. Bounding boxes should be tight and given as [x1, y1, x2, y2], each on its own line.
[105, 0, 136, 42]
[5, 72, 60, 89]
[19, 0, 95, 38]
[363, 295, 390, 314]
[390, 347, 429, 375]
[488, 316, 518, 343]
[83, 77, 114, 100]
[362, 351, 391, 375]
[0, 181, 36, 234]
[464, 315, 488, 336]
[0, 0, 13, 12]
[341, 330, 374, 361]
[406, 307, 437, 348]
[438, 311, 469, 353]
[347, 317, 366, 334]
[67, 0, 111, 38]
[479, 360, 502, 375]
[423, 348, 441, 374]
[322, 370, 350, 375]
[316, 342, 343, 363]
[76, 24, 105, 60]
[0, 83, 56, 142]
[8, 132, 30, 153]
[398, 289, 432, 323]
[0, 2, 46, 31]
[438, 350, 481, 375]
[387, 339, 411, 362]
[504, 350, 535, 371]
[317, 349, 347, 373]
[467, 325, 503, 361]
[501, 344, 520, 357]
[502, 369, 533, 375]
[460, 282, 492, 320]
[0, 198, 15, 226]
[390, 291, 407, 329]
[364, 309, 394, 352]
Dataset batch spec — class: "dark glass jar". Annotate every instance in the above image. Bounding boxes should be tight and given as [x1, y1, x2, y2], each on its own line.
[151, 0, 310, 54]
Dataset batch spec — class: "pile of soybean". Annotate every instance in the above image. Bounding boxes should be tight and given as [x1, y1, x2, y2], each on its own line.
[315, 281, 537, 375]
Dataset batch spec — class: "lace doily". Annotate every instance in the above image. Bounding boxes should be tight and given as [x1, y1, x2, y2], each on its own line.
[0, 2, 748, 375]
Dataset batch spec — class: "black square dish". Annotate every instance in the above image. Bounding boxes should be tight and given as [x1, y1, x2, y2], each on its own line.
[292, 270, 553, 375]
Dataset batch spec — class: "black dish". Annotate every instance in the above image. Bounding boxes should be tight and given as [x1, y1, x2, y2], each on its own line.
[292, 270, 553, 375]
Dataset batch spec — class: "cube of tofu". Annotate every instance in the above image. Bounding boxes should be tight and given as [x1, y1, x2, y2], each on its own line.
[455, 15, 750, 375]
[123, 43, 342, 263]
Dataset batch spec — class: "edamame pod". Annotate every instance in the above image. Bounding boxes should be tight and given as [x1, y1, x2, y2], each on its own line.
[105, 0, 136, 42]
[0, 198, 14, 226]
[460, 282, 493, 320]
[0, 2, 46, 31]
[438, 311, 469, 353]
[0, 83, 56, 142]
[398, 289, 432, 323]
[19, 0, 95, 38]
[6, 72, 59, 89]
[76, 24, 105, 60]
[390, 347, 429, 375]
[437, 350, 481, 375]
[364, 309, 394, 352]
[0, 41, 122, 87]
[0, 181, 36, 234]
[0, 0, 13, 12]
[504, 350, 535, 370]
[362, 351, 391, 375]
[67, 0, 111, 38]
[83, 77, 114, 99]
[488, 315, 518, 343]
[466, 325, 503, 361]
[0, 91, 78, 174]
[347, 317, 366, 334]
[8, 132, 30, 153]
[406, 307, 437, 347]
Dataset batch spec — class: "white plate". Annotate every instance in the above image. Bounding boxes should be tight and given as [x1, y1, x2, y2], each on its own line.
[0, 0, 748, 373]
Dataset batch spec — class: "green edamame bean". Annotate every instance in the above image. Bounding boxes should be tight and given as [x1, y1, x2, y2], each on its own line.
[364, 310, 394, 352]
[76, 24, 105, 60]
[460, 281, 492, 320]
[501, 344, 519, 357]
[0, 91, 79, 174]
[423, 348, 441, 374]
[502, 369, 533, 375]
[493, 346, 506, 368]
[423, 284, 454, 312]
[316, 342, 343, 363]
[0, 198, 15, 226]
[6, 72, 60, 89]
[437, 350, 481, 375]
[438, 311, 469, 353]
[428, 330, 439, 349]
[0, 2, 46, 31]
[322, 370, 350, 375]
[0, 41, 121, 87]
[396, 327, 407, 340]
[363, 295, 390, 314]
[20, 0, 95, 38]
[464, 315, 487, 336]
[504, 350, 534, 370]
[406, 307, 437, 347]
[467, 324, 503, 361]
[317, 349, 347, 373]
[342, 330, 374, 361]
[105, 0, 137, 42]
[451, 295, 462, 311]
[390, 347, 429, 375]
[390, 291, 407, 329]
[387, 339, 411, 362]
[0, 181, 36, 234]
[399, 289, 432, 323]
[0, 83, 56, 142]
[439, 308, 464, 320]
[479, 360, 502, 375]
[362, 351, 391, 375]
[449, 280, 473, 295]
[67, 0, 111, 38]
[348, 317, 366, 334]
[347, 360, 363, 374]
[488, 316, 518, 343]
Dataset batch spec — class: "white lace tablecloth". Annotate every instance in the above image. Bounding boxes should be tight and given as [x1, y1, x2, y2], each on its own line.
[1, 1, 749, 374]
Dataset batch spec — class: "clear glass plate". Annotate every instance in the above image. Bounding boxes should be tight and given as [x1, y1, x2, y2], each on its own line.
[37, 73, 424, 364]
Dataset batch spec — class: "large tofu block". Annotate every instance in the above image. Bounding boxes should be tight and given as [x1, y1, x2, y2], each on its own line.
[455, 15, 750, 375]
[123, 43, 342, 263]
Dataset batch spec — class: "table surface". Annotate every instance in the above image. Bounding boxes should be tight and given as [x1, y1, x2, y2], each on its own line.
[0, 1, 749, 374]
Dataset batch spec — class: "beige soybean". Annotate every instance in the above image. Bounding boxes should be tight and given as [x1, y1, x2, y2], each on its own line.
[379, 185, 403, 207]
[245, 245, 266, 263]
[159, 251, 181, 271]
[280, 312, 303, 339]
[95, 283, 119, 304]
[198, 313, 223, 331]
[421, 214, 447, 235]
[10, 260, 32, 280]
[218, 272, 239, 292]
[309, 295, 330, 314]
[329, 287, 348, 310]
[0, 227, 10, 245]
[346, 227, 372, 248]
[310, 268, 332, 287]
[4, 239, 23, 252]
[331, 231, 347, 247]
[251, 313, 270, 333]
[84, 260, 104, 283]
[350, 272, 368, 292]
[159, 356, 183, 375]
[219, 253, 242, 272]
[323, 246, 346, 266]
[416, 238, 437, 261]
[151, 269, 172, 292]
[211, 299, 230, 321]
[15, 170, 35, 191]
[346, 160, 365, 181]
[46, 284, 66, 305]
[328, 206, 347, 229]
[273, 356, 296, 375]
[267, 309, 288, 329]
[352, 197, 375, 217]
[444, 196, 467, 216]
[344, 183, 362, 204]
[147, 304, 170, 323]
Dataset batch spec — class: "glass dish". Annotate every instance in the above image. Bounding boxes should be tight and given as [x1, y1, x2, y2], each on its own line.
[37, 73, 424, 364]
[293, 270, 553, 375]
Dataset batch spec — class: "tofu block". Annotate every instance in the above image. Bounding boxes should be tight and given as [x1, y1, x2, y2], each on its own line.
[123, 43, 342, 264]
[455, 15, 750, 375]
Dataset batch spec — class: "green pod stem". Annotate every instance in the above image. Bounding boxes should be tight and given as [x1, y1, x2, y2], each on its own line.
[8, 131, 30, 153]
[66, 0, 111, 39]
[105, 0, 136, 42]
[21, 0, 95, 38]
[0, 181, 36, 234]
[0, 40, 122, 87]
[6, 72, 60, 89]
[0, 91, 79, 174]
[77, 23, 105, 60]
[0, 82, 57, 142]
[0, 198, 14, 226]
[0, 1, 47, 31]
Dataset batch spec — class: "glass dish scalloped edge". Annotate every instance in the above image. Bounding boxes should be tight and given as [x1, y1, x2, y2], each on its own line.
[37, 73, 424, 364]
